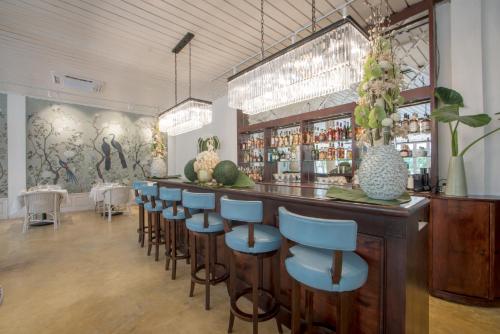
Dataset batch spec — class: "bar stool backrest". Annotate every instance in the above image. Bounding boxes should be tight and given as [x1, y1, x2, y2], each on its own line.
[133, 180, 148, 194]
[182, 190, 215, 210]
[141, 184, 158, 207]
[159, 187, 180, 215]
[159, 187, 182, 202]
[278, 207, 357, 251]
[220, 196, 263, 223]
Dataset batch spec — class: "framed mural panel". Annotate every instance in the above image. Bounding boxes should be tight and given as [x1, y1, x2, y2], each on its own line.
[0, 93, 6, 197]
[26, 98, 162, 193]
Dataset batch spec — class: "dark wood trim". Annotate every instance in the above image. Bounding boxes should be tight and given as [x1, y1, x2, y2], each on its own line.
[388, 0, 431, 25]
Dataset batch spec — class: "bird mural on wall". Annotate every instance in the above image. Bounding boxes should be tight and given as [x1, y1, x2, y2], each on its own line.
[57, 156, 78, 184]
[111, 134, 127, 168]
[102, 137, 111, 171]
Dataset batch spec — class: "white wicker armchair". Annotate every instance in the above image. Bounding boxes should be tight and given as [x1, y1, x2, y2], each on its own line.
[23, 191, 63, 232]
[103, 186, 132, 222]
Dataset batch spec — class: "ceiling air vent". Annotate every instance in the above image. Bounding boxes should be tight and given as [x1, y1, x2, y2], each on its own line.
[51, 72, 104, 93]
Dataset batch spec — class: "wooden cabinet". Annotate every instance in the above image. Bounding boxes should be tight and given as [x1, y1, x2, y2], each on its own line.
[430, 196, 500, 305]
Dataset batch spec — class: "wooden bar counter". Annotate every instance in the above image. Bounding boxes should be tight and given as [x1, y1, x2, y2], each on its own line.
[152, 179, 430, 334]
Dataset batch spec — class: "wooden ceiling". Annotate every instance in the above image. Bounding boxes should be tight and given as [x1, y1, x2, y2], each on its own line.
[0, 0, 425, 114]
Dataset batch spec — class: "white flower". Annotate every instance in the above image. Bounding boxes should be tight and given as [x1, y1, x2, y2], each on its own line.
[391, 113, 401, 122]
[381, 118, 394, 127]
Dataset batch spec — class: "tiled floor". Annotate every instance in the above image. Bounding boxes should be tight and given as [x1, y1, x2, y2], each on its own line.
[0, 209, 499, 333]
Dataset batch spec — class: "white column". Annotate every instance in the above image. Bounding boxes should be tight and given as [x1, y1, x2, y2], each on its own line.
[7, 93, 26, 218]
[482, 0, 500, 195]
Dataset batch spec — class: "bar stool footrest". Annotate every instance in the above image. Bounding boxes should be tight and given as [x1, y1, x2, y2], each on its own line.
[230, 287, 280, 322]
[191, 263, 229, 285]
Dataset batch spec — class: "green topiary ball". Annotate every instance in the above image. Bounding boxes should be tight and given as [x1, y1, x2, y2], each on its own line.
[184, 159, 197, 182]
[213, 160, 239, 185]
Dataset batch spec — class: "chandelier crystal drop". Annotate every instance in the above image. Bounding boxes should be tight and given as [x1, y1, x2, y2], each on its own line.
[228, 19, 369, 115]
[159, 98, 212, 136]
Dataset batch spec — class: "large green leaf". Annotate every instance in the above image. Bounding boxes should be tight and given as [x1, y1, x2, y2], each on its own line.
[431, 109, 460, 123]
[458, 114, 491, 127]
[435, 87, 464, 107]
[229, 171, 255, 188]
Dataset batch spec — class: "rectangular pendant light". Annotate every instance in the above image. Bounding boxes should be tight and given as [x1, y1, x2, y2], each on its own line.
[159, 32, 212, 136]
[159, 98, 212, 136]
[227, 17, 369, 115]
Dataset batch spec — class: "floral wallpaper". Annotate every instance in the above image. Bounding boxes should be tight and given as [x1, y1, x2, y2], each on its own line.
[0, 93, 7, 197]
[26, 98, 162, 193]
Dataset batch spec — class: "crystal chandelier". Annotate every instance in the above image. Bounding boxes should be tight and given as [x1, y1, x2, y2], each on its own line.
[227, 0, 368, 115]
[159, 33, 212, 135]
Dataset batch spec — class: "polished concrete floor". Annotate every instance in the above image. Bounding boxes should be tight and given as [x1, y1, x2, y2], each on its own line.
[0, 209, 499, 334]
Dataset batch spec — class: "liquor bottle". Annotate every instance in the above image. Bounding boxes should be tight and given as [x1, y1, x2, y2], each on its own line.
[400, 144, 410, 157]
[409, 113, 420, 133]
[420, 113, 431, 133]
[401, 114, 410, 132]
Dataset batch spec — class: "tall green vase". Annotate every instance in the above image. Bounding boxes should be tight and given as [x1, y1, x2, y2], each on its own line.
[445, 156, 467, 196]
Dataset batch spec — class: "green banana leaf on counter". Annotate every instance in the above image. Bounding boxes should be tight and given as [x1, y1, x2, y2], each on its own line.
[326, 186, 411, 206]
[183, 172, 255, 189]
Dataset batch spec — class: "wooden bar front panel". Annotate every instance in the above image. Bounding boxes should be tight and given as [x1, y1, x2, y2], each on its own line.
[431, 198, 491, 298]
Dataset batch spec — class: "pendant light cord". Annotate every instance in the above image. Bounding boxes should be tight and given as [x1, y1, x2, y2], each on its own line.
[260, 0, 264, 59]
[174, 53, 178, 104]
[189, 42, 192, 98]
[312, 0, 316, 33]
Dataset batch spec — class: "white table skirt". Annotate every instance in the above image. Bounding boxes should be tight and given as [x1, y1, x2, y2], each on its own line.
[89, 183, 121, 203]
[16, 189, 69, 211]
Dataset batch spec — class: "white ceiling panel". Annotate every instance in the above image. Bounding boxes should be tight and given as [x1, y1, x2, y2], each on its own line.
[0, 0, 427, 114]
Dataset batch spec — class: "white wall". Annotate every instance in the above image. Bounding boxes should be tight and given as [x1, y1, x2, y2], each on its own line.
[168, 95, 237, 175]
[7, 93, 26, 217]
[436, 0, 500, 195]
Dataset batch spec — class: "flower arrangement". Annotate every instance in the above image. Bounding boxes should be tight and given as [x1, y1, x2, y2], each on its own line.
[354, 5, 405, 146]
[151, 123, 166, 158]
[193, 150, 220, 175]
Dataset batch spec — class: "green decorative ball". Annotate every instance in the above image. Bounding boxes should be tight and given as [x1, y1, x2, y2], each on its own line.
[184, 159, 197, 182]
[213, 160, 239, 185]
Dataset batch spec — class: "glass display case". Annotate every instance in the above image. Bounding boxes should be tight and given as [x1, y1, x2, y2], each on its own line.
[268, 124, 301, 182]
[301, 114, 354, 183]
[238, 131, 264, 182]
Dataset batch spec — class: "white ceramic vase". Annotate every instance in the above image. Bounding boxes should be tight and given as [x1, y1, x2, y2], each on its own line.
[197, 170, 212, 183]
[150, 157, 167, 178]
[445, 156, 467, 196]
[358, 145, 408, 200]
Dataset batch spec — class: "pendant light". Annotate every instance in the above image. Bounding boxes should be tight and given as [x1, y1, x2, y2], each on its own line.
[159, 33, 212, 136]
[227, 0, 369, 115]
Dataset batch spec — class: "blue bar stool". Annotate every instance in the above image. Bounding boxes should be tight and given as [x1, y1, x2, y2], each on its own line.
[278, 207, 368, 334]
[159, 187, 192, 280]
[142, 184, 166, 261]
[221, 196, 283, 334]
[182, 190, 228, 310]
[133, 181, 148, 247]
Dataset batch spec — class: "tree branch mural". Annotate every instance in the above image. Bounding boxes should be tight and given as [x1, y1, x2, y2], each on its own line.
[26, 98, 158, 192]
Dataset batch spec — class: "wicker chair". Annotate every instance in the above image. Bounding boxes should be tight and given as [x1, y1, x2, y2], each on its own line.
[103, 186, 132, 222]
[23, 191, 63, 232]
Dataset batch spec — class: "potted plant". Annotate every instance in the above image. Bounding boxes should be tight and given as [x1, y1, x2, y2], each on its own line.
[432, 87, 499, 196]
[353, 10, 408, 200]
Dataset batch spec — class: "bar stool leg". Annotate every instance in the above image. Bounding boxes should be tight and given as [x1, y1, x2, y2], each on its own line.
[165, 219, 171, 271]
[205, 234, 211, 310]
[185, 222, 190, 265]
[272, 251, 283, 333]
[252, 255, 260, 334]
[138, 205, 144, 245]
[305, 290, 314, 333]
[147, 212, 153, 256]
[336, 291, 355, 334]
[189, 231, 196, 297]
[171, 221, 178, 280]
[228, 251, 236, 333]
[154, 213, 161, 261]
[291, 279, 301, 334]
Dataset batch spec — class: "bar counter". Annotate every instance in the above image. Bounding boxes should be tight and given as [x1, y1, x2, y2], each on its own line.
[152, 179, 430, 334]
